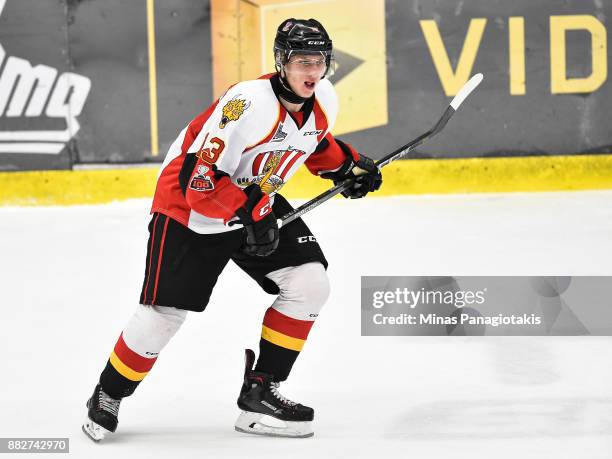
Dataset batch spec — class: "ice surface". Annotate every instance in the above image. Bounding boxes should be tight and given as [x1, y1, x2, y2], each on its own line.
[1, 191, 611, 458]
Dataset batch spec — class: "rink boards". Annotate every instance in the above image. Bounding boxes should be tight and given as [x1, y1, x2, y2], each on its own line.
[0, 0, 611, 205]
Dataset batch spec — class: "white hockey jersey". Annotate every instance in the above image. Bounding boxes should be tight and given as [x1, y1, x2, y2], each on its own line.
[151, 73, 356, 234]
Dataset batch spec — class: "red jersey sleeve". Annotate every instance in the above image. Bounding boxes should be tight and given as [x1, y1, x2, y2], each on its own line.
[183, 160, 246, 222]
[305, 133, 359, 176]
[179, 87, 260, 221]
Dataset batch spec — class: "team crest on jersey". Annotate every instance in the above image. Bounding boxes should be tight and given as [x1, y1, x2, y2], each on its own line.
[189, 165, 214, 192]
[220, 95, 250, 129]
[237, 148, 306, 194]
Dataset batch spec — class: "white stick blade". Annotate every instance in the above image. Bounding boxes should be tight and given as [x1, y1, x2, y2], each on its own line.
[450, 73, 484, 110]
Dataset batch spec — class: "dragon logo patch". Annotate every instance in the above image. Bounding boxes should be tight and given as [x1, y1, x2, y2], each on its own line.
[220, 95, 250, 129]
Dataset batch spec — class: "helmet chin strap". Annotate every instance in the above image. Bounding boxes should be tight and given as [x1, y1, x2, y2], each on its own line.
[278, 71, 308, 104]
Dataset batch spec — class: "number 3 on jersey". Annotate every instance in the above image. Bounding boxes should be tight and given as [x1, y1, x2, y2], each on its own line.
[197, 133, 225, 164]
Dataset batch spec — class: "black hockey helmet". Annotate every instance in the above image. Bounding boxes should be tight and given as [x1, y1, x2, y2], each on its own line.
[273, 18, 333, 75]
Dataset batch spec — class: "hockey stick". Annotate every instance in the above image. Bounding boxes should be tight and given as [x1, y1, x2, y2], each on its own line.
[278, 73, 484, 228]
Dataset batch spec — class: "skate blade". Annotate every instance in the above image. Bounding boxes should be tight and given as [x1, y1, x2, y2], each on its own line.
[234, 410, 314, 438]
[82, 417, 111, 442]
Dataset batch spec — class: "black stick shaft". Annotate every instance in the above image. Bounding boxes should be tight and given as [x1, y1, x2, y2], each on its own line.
[278, 73, 483, 227]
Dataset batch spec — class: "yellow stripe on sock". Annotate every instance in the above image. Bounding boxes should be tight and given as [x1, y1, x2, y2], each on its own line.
[109, 351, 149, 381]
[261, 325, 305, 352]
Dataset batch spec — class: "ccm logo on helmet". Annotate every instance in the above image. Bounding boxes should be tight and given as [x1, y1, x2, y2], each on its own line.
[307, 40, 325, 45]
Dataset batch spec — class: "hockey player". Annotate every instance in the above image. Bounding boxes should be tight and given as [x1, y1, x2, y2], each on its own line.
[83, 18, 382, 441]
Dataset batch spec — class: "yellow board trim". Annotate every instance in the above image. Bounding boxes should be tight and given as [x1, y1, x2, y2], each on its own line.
[109, 351, 149, 382]
[0, 167, 160, 206]
[261, 325, 305, 352]
[1, 155, 612, 206]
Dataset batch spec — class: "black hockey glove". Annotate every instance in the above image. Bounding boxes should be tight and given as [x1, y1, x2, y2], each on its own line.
[343, 154, 383, 199]
[234, 184, 279, 257]
[322, 140, 382, 199]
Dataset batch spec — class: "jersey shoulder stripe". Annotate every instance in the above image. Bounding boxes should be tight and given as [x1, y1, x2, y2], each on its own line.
[313, 79, 338, 134]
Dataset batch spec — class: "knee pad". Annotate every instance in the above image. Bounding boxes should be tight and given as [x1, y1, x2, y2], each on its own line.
[265, 262, 330, 320]
[122, 305, 188, 357]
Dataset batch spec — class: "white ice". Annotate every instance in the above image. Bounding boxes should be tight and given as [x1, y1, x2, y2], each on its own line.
[1, 190, 611, 459]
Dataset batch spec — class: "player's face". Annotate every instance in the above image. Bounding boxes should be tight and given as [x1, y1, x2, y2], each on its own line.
[283, 53, 327, 98]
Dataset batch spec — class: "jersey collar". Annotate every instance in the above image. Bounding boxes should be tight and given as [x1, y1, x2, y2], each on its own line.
[270, 74, 315, 129]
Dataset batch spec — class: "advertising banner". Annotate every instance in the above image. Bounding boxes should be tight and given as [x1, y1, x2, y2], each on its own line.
[0, 0, 610, 170]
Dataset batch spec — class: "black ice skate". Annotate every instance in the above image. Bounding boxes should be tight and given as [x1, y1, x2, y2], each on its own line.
[234, 349, 314, 438]
[82, 383, 122, 442]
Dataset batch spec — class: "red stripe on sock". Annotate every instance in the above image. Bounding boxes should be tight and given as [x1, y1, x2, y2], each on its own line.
[262, 307, 314, 340]
[114, 333, 157, 372]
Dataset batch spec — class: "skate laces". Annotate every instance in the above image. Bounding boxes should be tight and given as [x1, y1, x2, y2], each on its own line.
[97, 388, 120, 417]
[269, 382, 297, 407]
